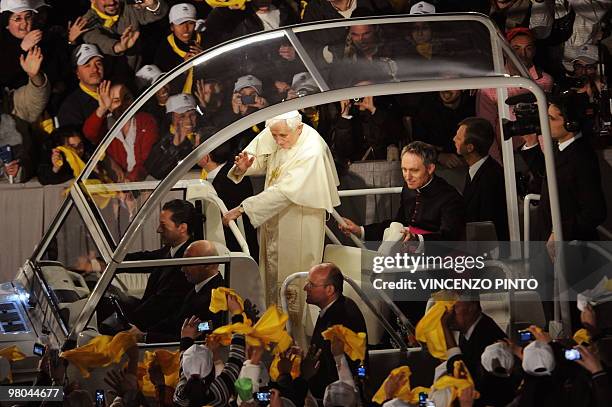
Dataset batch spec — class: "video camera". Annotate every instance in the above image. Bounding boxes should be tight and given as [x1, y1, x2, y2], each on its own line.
[502, 93, 541, 139]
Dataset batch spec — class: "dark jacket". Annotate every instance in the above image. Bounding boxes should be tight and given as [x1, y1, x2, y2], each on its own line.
[520, 137, 606, 241]
[464, 156, 509, 241]
[57, 87, 99, 128]
[364, 175, 466, 241]
[308, 295, 368, 398]
[122, 239, 193, 330]
[145, 132, 195, 180]
[212, 163, 259, 256]
[146, 273, 226, 343]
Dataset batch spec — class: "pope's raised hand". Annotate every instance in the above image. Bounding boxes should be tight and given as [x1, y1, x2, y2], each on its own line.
[234, 152, 254, 174]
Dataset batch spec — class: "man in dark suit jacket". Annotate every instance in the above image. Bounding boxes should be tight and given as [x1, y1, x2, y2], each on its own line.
[129, 240, 226, 343]
[340, 141, 466, 241]
[454, 117, 509, 240]
[198, 143, 259, 256]
[521, 97, 606, 244]
[121, 199, 196, 330]
[305, 262, 368, 400]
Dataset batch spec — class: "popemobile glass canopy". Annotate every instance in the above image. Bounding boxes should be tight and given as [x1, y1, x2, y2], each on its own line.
[17, 13, 566, 347]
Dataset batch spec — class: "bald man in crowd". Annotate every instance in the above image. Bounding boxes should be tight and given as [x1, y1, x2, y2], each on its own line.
[129, 240, 225, 343]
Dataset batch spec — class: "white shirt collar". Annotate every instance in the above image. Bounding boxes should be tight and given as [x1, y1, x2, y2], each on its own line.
[558, 133, 582, 152]
[464, 314, 483, 341]
[319, 297, 338, 318]
[194, 272, 219, 293]
[468, 156, 488, 180]
[170, 239, 189, 258]
[416, 176, 434, 193]
[207, 162, 226, 181]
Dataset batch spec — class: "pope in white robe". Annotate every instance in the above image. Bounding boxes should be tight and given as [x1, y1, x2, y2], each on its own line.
[222, 111, 340, 331]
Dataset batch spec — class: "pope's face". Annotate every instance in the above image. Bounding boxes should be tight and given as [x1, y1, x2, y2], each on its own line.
[270, 121, 303, 149]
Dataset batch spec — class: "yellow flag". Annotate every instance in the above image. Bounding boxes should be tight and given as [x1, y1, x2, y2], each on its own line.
[321, 324, 366, 362]
[415, 297, 457, 360]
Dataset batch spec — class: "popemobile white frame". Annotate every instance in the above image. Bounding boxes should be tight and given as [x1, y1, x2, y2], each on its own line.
[16, 12, 571, 350]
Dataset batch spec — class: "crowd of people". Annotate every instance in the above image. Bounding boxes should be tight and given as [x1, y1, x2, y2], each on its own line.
[0, 0, 609, 186]
[1, 0, 611, 406]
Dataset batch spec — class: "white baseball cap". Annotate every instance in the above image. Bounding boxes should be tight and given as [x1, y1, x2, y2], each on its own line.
[234, 74, 263, 94]
[169, 3, 197, 25]
[166, 93, 197, 114]
[522, 341, 555, 376]
[74, 43, 103, 66]
[571, 44, 599, 65]
[291, 72, 318, 95]
[410, 1, 435, 14]
[136, 64, 164, 85]
[181, 344, 213, 379]
[323, 380, 358, 407]
[481, 342, 515, 377]
[1, 0, 38, 13]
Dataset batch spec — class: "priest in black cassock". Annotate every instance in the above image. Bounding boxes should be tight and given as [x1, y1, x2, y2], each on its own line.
[339, 141, 466, 242]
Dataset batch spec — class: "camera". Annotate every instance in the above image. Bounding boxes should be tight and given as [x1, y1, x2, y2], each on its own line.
[197, 321, 212, 332]
[564, 348, 582, 361]
[357, 365, 366, 378]
[418, 391, 428, 407]
[518, 329, 535, 344]
[33, 343, 45, 357]
[241, 94, 257, 105]
[95, 389, 105, 407]
[255, 389, 271, 405]
[502, 94, 541, 139]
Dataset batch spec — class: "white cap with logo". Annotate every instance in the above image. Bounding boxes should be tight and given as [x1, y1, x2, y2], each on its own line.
[166, 93, 197, 114]
[181, 344, 213, 379]
[234, 74, 263, 94]
[0, 0, 38, 13]
[74, 44, 103, 66]
[481, 342, 515, 376]
[169, 3, 197, 25]
[571, 44, 599, 65]
[136, 64, 164, 84]
[410, 1, 435, 14]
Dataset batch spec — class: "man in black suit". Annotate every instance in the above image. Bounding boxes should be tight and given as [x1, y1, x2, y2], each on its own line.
[521, 94, 606, 244]
[129, 240, 226, 343]
[304, 262, 367, 400]
[441, 297, 511, 406]
[198, 143, 259, 256]
[120, 199, 196, 330]
[339, 141, 466, 241]
[454, 117, 509, 240]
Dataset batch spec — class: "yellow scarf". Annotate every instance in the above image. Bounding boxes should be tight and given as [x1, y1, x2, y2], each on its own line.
[205, 0, 248, 10]
[167, 33, 202, 94]
[79, 82, 99, 101]
[209, 287, 245, 313]
[372, 366, 430, 404]
[0, 346, 26, 383]
[269, 353, 301, 381]
[60, 332, 137, 378]
[415, 296, 457, 360]
[138, 349, 181, 397]
[92, 2, 119, 28]
[432, 360, 480, 403]
[321, 324, 366, 362]
[169, 124, 196, 145]
[573, 328, 591, 345]
[416, 43, 433, 60]
[56, 146, 115, 208]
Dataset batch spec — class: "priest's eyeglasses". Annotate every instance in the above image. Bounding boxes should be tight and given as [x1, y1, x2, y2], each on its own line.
[305, 280, 330, 289]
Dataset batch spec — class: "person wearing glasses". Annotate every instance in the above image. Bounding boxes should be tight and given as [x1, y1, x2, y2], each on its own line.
[304, 262, 367, 402]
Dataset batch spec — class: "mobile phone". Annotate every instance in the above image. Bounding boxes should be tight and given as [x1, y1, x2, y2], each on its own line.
[33, 343, 45, 357]
[518, 330, 535, 343]
[241, 94, 256, 105]
[418, 391, 428, 407]
[255, 390, 271, 402]
[564, 348, 582, 361]
[197, 321, 212, 332]
[95, 389, 105, 407]
[357, 365, 366, 378]
[0, 145, 13, 164]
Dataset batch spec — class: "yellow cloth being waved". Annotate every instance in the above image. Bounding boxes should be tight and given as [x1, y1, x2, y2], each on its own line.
[573, 328, 591, 345]
[415, 297, 457, 360]
[91, 2, 119, 28]
[432, 360, 480, 403]
[138, 349, 181, 397]
[166, 33, 202, 94]
[372, 366, 430, 404]
[321, 324, 366, 362]
[209, 287, 245, 313]
[269, 353, 301, 381]
[60, 332, 137, 378]
[211, 306, 292, 354]
[0, 346, 26, 362]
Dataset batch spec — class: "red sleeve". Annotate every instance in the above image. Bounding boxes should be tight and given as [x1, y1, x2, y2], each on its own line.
[82, 111, 107, 145]
[128, 112, 160, 182]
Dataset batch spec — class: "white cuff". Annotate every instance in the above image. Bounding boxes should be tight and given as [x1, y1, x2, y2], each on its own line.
[360, 226, 366, 241]
[446, 346, 462, 359]
[146, 1, 161, 12]
[521, 143, 539, 151]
